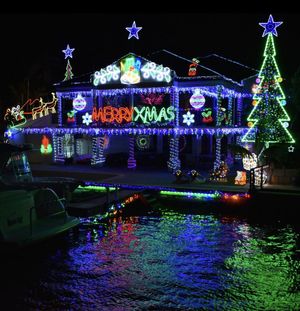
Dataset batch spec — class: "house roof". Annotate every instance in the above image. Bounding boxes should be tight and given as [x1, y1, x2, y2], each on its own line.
[54, 50, 258, 89]
[148, 50, 258, 84]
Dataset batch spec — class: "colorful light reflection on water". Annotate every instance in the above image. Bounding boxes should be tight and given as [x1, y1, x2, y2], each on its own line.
[0, 210, 299, 310]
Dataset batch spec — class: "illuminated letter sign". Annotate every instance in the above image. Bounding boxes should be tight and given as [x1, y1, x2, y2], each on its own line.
[133, 106, 175, 124]
[92, 106, 133, 124]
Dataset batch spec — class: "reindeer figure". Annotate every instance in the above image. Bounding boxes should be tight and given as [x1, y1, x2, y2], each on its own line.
[32, 104, 44, 120]
[41, 92, 58, 116]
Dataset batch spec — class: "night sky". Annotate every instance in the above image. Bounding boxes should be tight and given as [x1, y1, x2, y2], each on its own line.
[1, 10, 300, 108]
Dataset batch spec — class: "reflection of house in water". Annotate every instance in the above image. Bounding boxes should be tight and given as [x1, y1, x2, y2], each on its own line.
[15, 51, 257, 171]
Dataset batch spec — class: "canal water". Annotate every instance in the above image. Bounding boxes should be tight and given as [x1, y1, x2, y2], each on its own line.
[0, 201, 299, 310]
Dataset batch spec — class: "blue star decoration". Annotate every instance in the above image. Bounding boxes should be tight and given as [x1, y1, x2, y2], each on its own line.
[259, 14, 283, 37]
[126, 21, 142, 40]
[62, 44, 75, 59]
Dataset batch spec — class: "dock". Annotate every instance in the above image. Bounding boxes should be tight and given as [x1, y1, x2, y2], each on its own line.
[31, 164, 300, 216]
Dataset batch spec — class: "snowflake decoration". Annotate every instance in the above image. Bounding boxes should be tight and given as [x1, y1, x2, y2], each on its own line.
[82, 112, 92, 126]
[4, 129, 12, 138]
[126, 21, 142, 39]
[62, 44, 75, 59]
[183, 111, 195, 126]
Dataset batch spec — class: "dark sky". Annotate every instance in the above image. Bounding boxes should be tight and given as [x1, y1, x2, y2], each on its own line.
[1, 11, 300, 105]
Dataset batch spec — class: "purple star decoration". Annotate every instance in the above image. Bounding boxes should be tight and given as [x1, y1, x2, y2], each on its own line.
[62, 44, 75, 59]
[259, 14, 283, 37]
[126, 21, 142, 40]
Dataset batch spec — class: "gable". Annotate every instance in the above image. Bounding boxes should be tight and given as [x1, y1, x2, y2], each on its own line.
[92, 53, 174, 87]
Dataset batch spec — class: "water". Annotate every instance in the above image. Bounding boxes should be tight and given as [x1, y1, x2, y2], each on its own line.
[1, 203, 299, 310]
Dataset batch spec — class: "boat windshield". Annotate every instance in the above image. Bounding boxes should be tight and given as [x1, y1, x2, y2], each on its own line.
[2, 152, 33, 183]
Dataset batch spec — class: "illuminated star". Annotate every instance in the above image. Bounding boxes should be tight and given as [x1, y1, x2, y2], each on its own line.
[288, 145, 295, 153]
[183, 111, 195, 126]
[126, 21, 142, 39]
[62, 44, 75, 59]
[259, 14, 283, 37]
[82, 113, 92, 126]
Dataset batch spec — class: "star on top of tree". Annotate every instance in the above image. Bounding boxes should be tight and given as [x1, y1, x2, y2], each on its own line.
[259, 14, 283, 37]
[62, 44, 75, 59]
[126, 21, 142, 39]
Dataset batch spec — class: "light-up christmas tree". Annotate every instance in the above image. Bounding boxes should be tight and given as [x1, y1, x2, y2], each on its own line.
[64, 59, 74, 81]
[242, 15, 295, 148]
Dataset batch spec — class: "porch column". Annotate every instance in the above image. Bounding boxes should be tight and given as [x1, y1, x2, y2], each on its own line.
[235, 135, 242, 160]
[128, 135, 136, 169]
[236, 96, 242, 127]
[226, 134, 234, 166]
[91, 136, 106, 166]
[157, 135, 163, 153]
[214, 134, 222, 170]
[52, 133, 64, 163]
[167, 136, 180, 173]
[226, 95, 233, 126]
[209, 135, 213, 154]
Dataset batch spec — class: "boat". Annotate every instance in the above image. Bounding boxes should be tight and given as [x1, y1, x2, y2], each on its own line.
[0, 142, 81, 248]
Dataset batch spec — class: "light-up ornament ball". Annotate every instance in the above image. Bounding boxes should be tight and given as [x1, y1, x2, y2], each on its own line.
[282, 122, 289, 128]
[73, 94, 87, 111]
[256, 78, 261, 83]
[251, 84, 259, 94]
[189, 89, 205, 109]
[281, 100, 286, 106]
[252, 100, 258, 106]
[277, 77, 283, 83]
[247, 122, 254, 128]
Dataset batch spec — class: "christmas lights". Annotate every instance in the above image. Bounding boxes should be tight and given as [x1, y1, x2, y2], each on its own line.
[91, 137, 106, 166]
[40, 135, 53, 154]
[120, 56, 141, 85]
[189, 89, 205, 109]
[234, 171, 247, 185]
[93, 65, 121, 86]
[242, 33, 295, 145]
[73, 94, 87, 111]
[140, 93, 164, 105]
[4, 105, 26, 128]
[214, 136, 222, 170]
[126, 21, 142, 39]
[62, 44, 75, 59]
[92, 106, 133, 124]
[226, 96, 233, 126]
[128, 136, 136, 169]
[141, 62, 171, 83]
[167, 136, 180, 172]
[243, 153, 257, 171]
[202, 108, 213, 123]
[259, 14, 283, 37]
[52, 134, 65, 163]
[182, 111, 195, 126]
[288, 145, 295, 152]
[21, 127, 248, 136]
[133, 106, 175, 124]
[82, 112, 92, 126]
[64, 59, 74, 81]
[136, 135, 150, 150]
